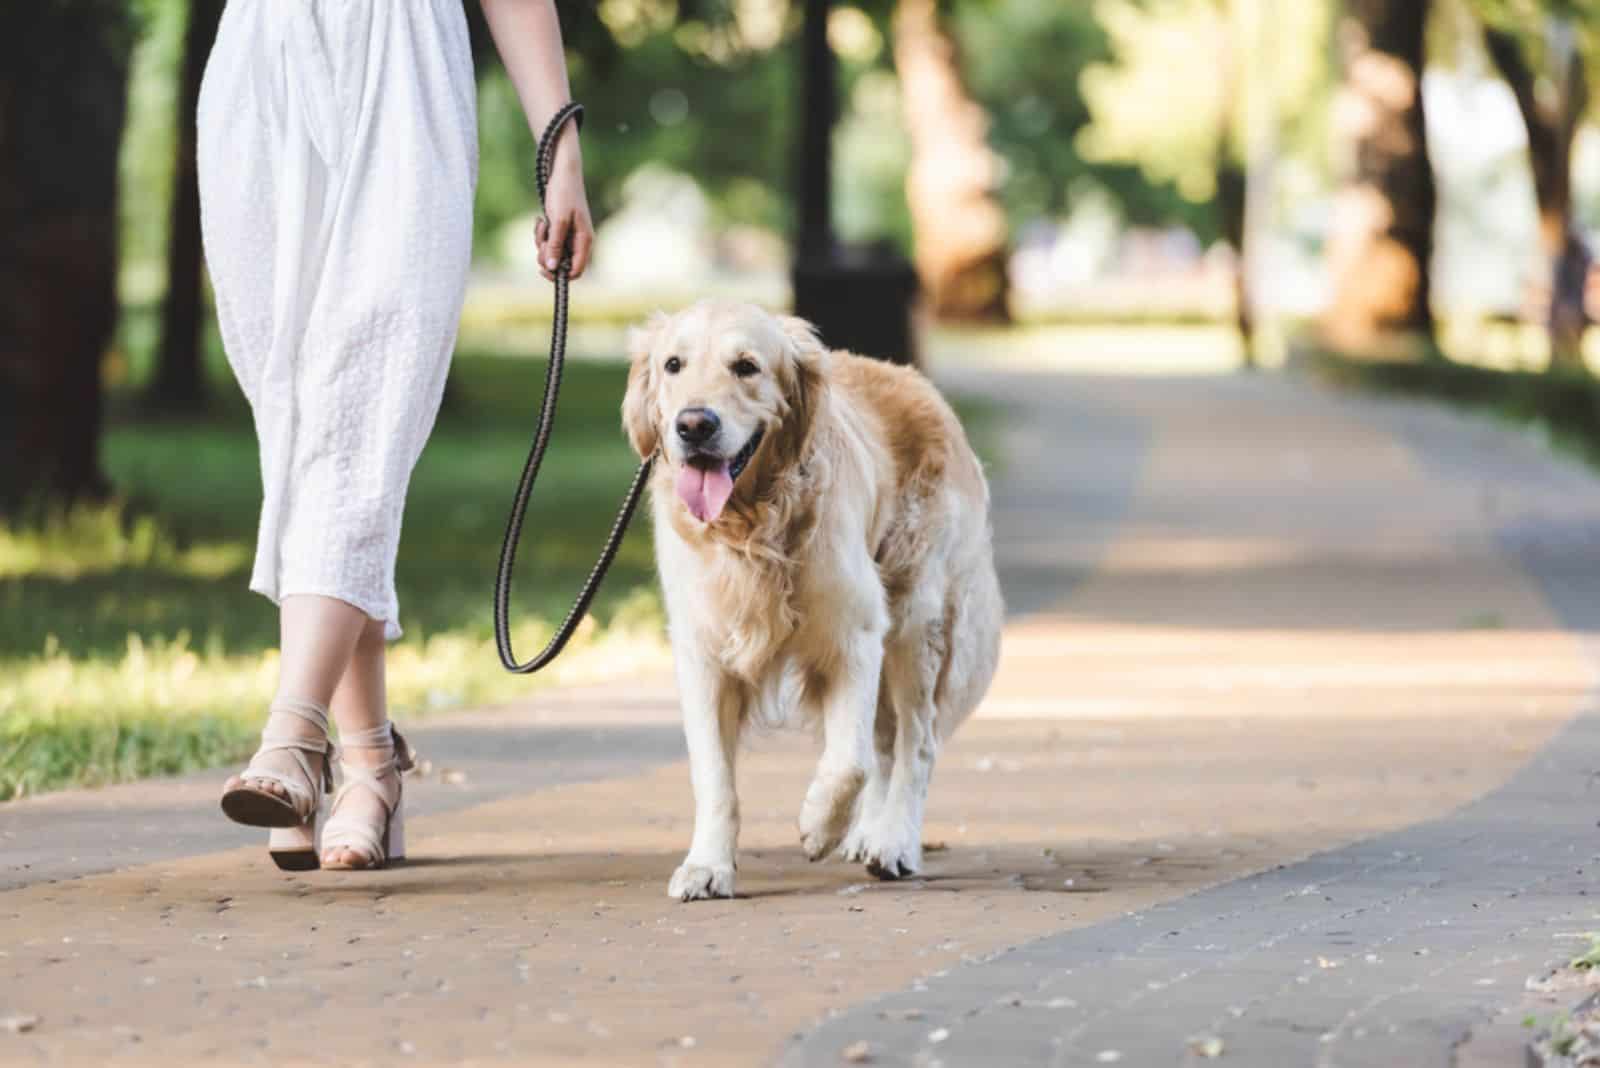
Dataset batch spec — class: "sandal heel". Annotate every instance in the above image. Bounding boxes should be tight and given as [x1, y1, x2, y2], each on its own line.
[386, 795, 406, 864]
[269, 813, 320, 872]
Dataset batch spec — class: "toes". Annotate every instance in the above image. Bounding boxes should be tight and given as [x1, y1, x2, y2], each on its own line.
[321, 848, 374, 870]
[668, 862, 736, 901]
[798, 769, 865, 861]
[236, 776, 287, 801]
[866, 856, 915, 881]
[800, 824, 844, 862]
[851, 822, 923, 880]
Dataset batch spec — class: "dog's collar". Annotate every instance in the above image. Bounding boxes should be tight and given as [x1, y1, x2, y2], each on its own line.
[729, 427, 765, 482]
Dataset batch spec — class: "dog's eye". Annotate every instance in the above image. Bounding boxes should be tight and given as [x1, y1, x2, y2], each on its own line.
[731, 357, 760, 378]
[664, 356, 682, 375]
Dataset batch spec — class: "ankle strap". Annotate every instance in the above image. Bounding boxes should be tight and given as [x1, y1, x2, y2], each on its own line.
[336, 721, 417, 774]
[258, 697, 334, 796]
[267, 697, 330, 734]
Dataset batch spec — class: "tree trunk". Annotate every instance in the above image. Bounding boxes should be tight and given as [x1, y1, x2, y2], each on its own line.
[1484, 24, 1591, 372]
[1218, 161, 1253, 361]
[151, 0, 224, 413]
[0, 1, 131, 506]
[1214, 0, 1252, 364]
[1322, 0, 1436, 356]
[893, 0, 1010, 323]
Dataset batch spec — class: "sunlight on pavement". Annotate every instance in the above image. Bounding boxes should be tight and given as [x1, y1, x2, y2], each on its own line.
[927, 324, 1250, 375]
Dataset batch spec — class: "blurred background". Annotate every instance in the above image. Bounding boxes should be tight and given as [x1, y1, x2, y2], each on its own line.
[2, 0, 1597, 799]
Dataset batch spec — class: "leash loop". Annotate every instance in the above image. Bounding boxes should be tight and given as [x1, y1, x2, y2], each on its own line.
[493, 103, 655, 673]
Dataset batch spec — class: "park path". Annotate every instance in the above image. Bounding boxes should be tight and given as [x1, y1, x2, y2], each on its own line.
[4, 362, 1600, 1066]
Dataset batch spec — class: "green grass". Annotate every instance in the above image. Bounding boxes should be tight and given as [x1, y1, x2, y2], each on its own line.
[1, 347, 672, 800]
[1307, 346, 1600, 471]
[3, 318, 1001, 801]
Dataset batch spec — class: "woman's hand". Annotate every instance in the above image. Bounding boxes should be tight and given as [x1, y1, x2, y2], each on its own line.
[535, 132, 594, 281]
[477, 0, 593, 282]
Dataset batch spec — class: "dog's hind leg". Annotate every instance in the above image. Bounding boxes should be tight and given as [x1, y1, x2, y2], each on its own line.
[840, 679, 895, 863]
[668, 650, 745, 902]
[853, 618, 949, 880]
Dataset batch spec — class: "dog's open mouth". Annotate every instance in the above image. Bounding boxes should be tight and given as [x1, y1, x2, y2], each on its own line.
[676, 427, 765, 524]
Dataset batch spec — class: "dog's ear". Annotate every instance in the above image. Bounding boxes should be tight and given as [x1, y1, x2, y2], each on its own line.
[776, 315, 828, 376]
[775, 314, 829, 452]
[621, 312, 668, 459]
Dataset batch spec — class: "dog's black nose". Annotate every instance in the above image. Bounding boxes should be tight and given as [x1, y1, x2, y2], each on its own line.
[675, 407, 721, 446]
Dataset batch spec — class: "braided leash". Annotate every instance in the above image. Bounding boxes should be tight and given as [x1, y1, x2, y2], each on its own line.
[493, 103, 655, 673]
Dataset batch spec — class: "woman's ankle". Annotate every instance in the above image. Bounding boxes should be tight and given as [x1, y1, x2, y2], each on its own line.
[336, 719, 396, 767]
[267, 695, 332, 739]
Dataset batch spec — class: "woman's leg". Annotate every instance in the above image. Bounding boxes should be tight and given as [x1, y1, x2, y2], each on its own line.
[278, 594, 370, 705]
[227, 594, 368, 805]
[322, 615, 393, 868]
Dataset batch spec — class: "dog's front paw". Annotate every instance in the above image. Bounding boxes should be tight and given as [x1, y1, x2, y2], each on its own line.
[839, 822, 871, 864]
[865, 848, 921, 881]
[798, 767, 866, 861]
[854, 819, 923, 881]
[668, 861, 736, 901]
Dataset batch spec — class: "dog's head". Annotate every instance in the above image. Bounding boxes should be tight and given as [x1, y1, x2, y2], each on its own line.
[622, 301, 827, 524]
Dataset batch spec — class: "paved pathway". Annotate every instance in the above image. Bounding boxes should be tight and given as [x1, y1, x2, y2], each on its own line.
[4, 366, 1599, 1066]
[789, 374, 1600, 1066]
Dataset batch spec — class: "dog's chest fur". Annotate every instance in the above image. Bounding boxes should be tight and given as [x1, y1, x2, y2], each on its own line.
[658, 477, 889, 706]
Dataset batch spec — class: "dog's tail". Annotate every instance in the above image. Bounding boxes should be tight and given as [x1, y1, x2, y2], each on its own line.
[934, 551, 1004, 740]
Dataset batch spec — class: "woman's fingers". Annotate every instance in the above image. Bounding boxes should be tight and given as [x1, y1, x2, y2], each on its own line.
[544, 213, 571, 274]
[536, 208, 593, 281]
[535, 216, 553, 280]
[570, 221, 593, 279]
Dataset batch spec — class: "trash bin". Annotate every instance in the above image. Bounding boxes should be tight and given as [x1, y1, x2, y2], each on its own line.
[792, 242, 921, 367]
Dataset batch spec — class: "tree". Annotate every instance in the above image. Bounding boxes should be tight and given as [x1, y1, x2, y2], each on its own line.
[1481, 16, 1591, 370]
[893, 0, 1009, 321]
[1215, 1, 1253, 358]
[149, 0, 223, 413]
[1322, 0, 1437, 355]
[1077, 0, 1331, 356]
[0, 1, 132, 505]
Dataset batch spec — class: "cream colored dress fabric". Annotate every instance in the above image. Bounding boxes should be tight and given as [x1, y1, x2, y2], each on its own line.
[197, 0, 477, 639]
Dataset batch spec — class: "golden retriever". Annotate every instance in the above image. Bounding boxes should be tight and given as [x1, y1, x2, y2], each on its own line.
[622, 300, 1002, 900]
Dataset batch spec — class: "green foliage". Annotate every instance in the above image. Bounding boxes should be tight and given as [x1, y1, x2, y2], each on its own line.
[117, 0, 184, 295]
[954, 0, 1212, 237]
[1460, 0, 1600, 92]
[1074, 0, 1335, 235]
[1471, 0, 1600, 32]
[834, 69, 914, 249]
[117, 0, 1249, 281]
[1311, 345, 1600, 474]
[1080, 0, 1231, 203]
[475, 27, 798, 253]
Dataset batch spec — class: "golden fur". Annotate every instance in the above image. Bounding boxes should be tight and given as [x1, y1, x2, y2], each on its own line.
[622, 300, 1003, 898]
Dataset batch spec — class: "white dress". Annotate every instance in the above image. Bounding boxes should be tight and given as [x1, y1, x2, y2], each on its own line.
[197, 0, 477, 639]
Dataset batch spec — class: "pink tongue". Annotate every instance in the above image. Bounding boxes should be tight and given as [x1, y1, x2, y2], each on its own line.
[676, 461, 735, 523]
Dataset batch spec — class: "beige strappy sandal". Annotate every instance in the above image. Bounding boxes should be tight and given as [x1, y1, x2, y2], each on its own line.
[219, 698, 335, 872]
[320, 722, 416, 871]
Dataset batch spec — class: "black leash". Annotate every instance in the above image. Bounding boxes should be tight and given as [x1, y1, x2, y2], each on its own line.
[493, 102, 654, 673]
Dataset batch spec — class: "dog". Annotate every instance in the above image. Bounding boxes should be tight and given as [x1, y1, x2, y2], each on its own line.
[621, 301, 1003, 900]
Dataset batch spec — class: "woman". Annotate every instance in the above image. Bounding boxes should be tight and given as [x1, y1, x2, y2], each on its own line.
[197, 0, 592, 871]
